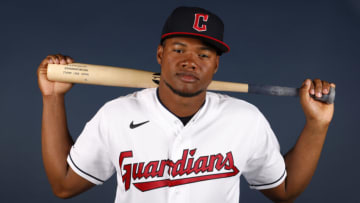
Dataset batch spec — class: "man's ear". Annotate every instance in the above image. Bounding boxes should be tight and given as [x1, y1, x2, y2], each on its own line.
[214, 55, 220, 74]
[157, 44, 164, 65]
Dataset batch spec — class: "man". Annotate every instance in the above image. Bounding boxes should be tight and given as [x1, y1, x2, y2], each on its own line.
[37, 7, 335, 203]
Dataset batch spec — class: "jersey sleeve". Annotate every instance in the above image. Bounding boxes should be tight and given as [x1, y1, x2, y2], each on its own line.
[67, 105, 115, 185]
[242, 111, 287, 190]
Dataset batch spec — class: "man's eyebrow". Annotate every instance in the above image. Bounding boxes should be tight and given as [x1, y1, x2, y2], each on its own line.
[172, 42, 187, 46]
[171, 42, 214, 51]
[199, 46, 212, 51]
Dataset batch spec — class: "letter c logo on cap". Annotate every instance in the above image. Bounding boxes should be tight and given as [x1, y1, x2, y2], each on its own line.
[193, 13, 209, 32]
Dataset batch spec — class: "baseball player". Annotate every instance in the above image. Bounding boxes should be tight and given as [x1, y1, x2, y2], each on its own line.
[37, 7, 335, 203]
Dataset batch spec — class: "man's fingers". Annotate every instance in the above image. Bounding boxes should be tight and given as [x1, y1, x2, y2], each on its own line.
[313, 79, 323, 98]
[300, 79, 311, 96]
[306, 79, 335, 99]
[54, 54, 63, 64]
[48, 54, 63, 64]
[310, 80, 315, 96]
[44, 56, 54, 64]
[322, 81, 330, 94]
[54, 54, 74, 64]
[38, 54, 74, 78]
[65, 56, 74, 63]
[44, 54, 74, 66]
[302, 79, 311, 89]
[46, 55, 59, 64]
[55, 54, 67, 64]
[50, 55, 59, 64]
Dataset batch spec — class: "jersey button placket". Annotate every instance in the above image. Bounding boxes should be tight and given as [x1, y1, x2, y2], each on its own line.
[170, 119, 183, 160]
[168, 119, 185, 203]
[175, 119, 183, 134]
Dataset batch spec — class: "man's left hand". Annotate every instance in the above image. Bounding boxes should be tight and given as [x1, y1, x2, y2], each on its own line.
[299, 79, 335, 126]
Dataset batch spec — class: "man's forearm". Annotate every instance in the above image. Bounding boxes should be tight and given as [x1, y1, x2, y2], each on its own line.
[41, 95, 73, 192]
[283, 121, 330, 198]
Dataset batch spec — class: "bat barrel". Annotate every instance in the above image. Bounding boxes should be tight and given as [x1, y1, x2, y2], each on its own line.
[47, 63, 158, 89]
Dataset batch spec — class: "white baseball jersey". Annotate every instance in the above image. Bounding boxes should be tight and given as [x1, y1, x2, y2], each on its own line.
[67, 88, 286, 203]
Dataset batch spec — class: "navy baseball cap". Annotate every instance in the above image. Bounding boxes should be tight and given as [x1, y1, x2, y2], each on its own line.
[161, 7, 230, 54]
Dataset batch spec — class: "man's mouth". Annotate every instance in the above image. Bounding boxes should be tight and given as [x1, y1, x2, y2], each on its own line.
[176, 73, 199, 83]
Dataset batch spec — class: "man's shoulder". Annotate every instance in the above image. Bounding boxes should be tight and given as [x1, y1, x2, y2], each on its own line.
[206, 91, 261, 117]
[205, 92, 270, 129]
[207, 91, 258, 110]
[101, 88, 156, 112]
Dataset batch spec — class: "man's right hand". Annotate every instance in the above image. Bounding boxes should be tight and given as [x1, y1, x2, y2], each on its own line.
[39, 54, 95, 198]
[37, 54, 74, 96]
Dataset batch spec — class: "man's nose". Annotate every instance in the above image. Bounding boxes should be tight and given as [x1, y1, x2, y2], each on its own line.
[181, 53, 198, 71]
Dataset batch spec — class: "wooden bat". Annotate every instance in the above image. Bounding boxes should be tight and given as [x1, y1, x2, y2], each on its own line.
[47, 63, 335, 103]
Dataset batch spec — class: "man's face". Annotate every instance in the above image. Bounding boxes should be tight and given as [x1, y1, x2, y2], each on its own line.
[157, 37, 219, 97]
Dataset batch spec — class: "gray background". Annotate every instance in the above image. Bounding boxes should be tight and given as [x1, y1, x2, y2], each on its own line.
[1, 0, 359, 202]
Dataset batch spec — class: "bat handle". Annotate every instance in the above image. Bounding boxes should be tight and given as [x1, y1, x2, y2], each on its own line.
[248, 84, 335, 104]
[309, 87, 336, 104]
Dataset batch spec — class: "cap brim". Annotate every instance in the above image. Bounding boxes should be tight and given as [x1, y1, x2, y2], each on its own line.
[161, 32, 230, 53]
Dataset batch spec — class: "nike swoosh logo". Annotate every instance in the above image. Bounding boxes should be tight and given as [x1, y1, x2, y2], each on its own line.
[130, 120, 149, 129]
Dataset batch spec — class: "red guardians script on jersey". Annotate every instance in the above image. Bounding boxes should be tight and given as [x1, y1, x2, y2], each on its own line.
[119, 149, 239, 192]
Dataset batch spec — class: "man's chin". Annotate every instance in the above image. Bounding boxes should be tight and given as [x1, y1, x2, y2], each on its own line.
[174, 89, 204, 97]
[165, 81, 204, 97]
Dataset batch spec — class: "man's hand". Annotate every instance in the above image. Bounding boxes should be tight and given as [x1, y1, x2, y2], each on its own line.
[299, 78, 335, 126]
[39, 54, 94, 198]
[261, 79, 335, 202]
[37, 54, 74, 96]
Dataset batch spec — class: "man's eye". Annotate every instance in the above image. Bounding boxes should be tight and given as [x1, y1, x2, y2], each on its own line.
[199, 54, 209, 58]
[173, 49, 183, 53]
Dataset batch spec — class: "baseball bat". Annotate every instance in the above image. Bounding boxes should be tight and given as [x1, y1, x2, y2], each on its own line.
[47, 63, 335, 104]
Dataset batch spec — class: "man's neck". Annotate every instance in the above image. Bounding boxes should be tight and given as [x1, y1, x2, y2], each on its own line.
[158, 84, 206, 117]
